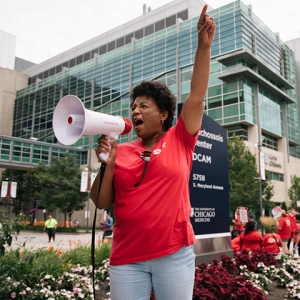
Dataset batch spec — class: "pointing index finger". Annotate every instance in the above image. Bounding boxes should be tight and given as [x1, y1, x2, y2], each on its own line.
[199, 4, 208, 24]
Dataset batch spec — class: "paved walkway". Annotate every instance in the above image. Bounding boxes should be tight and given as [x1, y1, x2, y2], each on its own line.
[10, 229, 106, 251]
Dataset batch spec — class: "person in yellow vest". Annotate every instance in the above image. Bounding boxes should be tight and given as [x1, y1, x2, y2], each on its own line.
[44, 215, 58, 242]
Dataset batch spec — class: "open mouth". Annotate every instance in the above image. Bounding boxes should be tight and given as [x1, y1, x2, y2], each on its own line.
[134, 119, 143, 128]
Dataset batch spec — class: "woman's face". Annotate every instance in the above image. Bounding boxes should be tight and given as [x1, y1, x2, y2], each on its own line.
[131, 96, 167, 139]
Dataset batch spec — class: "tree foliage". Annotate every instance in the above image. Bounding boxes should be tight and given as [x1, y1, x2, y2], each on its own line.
[0, 169, 37, 216]
[34, 154, 86, 221]
[228, 135, 274, 216]
[288, 175, 300, 209]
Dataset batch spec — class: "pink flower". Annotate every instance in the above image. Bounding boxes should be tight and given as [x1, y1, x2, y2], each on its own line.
[11, 292, 16, 298]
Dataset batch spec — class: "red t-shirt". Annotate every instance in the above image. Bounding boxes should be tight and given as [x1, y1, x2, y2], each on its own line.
[231, 236, 241, 252]
[234, 216, 244, 231]
[262, 233, 282, 254]
[240, 231, 263, 251]
[277, 216, 291, 240]
[287, 214, 296, 232]
[110, 116, 198, 265]
[293, 224, 300, 243]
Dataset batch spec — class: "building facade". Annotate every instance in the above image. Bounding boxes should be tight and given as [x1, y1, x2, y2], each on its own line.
[1, 0, 300, 215]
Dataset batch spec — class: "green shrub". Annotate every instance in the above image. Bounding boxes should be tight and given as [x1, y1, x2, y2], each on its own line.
[0, 239, 111, 283]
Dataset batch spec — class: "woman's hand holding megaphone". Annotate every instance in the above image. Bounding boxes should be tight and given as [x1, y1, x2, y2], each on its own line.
[96, 135, 117, 164]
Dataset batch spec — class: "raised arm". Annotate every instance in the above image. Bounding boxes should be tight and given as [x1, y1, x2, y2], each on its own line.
[181, 4, 216, 136]
[91, 136, 116, 209]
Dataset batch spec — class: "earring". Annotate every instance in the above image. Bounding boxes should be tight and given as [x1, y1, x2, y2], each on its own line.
[161, 119, 164, 124]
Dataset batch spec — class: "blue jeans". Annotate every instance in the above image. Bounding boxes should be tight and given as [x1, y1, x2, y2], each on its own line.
[110, 245, 195, 300]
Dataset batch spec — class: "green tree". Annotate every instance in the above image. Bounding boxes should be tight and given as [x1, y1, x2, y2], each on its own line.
[288, 175, 300, 209]
[228, 135, 274, 217]
[0, 169, 35, 216]
[35, 154, 86, 222]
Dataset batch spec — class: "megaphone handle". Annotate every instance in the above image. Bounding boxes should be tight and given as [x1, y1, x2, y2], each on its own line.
[98, 147, 110, 162]
[97, 133, 119, 162]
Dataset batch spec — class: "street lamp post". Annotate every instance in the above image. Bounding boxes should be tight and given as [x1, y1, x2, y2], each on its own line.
[43, 209, 47, 221]
[81, 167, 93, 233]
[257, 143, 264, 235]
[86, 168, 91, 233]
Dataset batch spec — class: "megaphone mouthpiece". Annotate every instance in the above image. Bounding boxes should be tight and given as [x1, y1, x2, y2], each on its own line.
[122, 118, 132, 135]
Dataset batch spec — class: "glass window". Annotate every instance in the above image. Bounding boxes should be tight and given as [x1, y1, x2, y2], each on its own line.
[262, 133, 278, 150]
[210, 63, 221, 74]
[49, 67, 55, 76]
[76, 55, 83, 64]
[125, 33, 134, 44]
[108, 41, 115, 51]
[145, 24, 154, 36]
[155, 20, 165, 32]
[208, 108, 222, 119]
[84, 52, 91, 62]
[116, 37, 124, 48]
[208, 74, 221, 86]
[226, 124, 248, 140]
[92, 48, 99, 56]
[224, 92, 238, 106]
[62, 61, 69, 68]
[181, 69, 192, 82]
[135, 28, 144, 39]
[223, 81, 237, 94]
[181, 82, 190, 94]
[177, 10, 188, 21]
[100, 45, 107, 55]
[269, 172, 284, 181]
[208, 85, 221, 97]
[208, 96, 222, 109]
[224, 104, 238, 117]
[69, 58, 75, 68]
[166, 15, 176, 27]
[43, 70, 49, 79]
[167, 74, 176, 86]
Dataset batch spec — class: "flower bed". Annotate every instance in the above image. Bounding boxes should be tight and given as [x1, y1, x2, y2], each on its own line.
[1, 213, 299, 300]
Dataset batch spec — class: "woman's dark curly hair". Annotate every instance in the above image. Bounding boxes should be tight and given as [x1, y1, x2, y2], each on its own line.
[130, 80, 177, 131]
[244, 221, 256, 235]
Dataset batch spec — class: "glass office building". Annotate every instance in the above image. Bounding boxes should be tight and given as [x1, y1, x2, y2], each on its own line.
[10, 0, 299, 204]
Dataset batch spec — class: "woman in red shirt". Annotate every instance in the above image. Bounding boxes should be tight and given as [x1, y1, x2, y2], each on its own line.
[232, 208, 244, 232]
[276, 210, 291, 254]
[263, 225, 282, 254]
[240, 221, 263, 251]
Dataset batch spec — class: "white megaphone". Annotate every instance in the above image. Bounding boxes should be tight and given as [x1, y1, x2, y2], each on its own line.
[52, 95, 132, 161]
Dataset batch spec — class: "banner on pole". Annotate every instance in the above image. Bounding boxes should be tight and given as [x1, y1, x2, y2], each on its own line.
[80, 172, 89, 192]
[80, 172, 97, 192]
[1, 181, 8, 197]
[1, 181, 17, 198]
[10, 182, 17, 198]
[260, 152, 265, 180]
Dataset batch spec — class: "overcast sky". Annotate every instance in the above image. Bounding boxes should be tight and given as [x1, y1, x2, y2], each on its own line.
[0, 0, 299, 64]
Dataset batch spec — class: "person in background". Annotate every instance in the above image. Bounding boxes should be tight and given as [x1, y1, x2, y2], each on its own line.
[240, 221, 263, 251]
[102, 210, 114, 241]
[262, 225, 282, 255]
[287, 208, 297, 251]
[248, 213, 257, 229]
[276, 209, 291, 254]
[91, 5, 215, 299]
[232, 208, 244, 237]
[43, 215, 58, 243]
[293, 214, 300, 256]
[231, 230, 241, 253]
